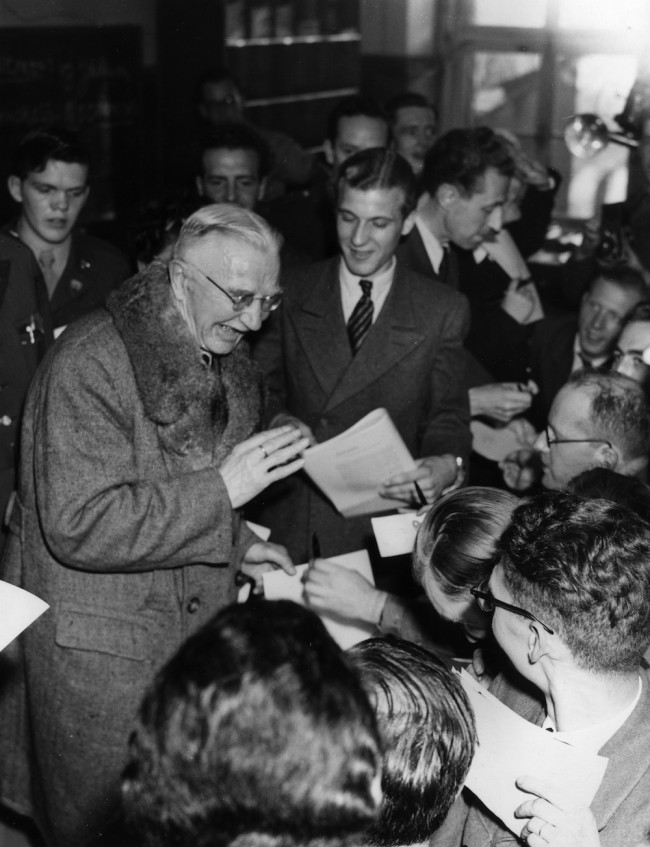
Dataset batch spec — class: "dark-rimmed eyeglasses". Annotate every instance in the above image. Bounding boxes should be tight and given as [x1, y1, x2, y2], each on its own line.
[544, 424, 612, 450]
[470, 580, 554, 635]
[178, 260, 282, 313]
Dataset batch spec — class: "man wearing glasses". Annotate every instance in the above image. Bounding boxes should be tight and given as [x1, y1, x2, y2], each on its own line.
[0, 205, 309, 847]
[501, 369, 649, 491]
[438, 490, 650, 847]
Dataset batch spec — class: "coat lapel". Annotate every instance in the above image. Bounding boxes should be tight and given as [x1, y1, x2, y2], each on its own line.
[291, 260, 354, 402]
[324, 262, 426, 411]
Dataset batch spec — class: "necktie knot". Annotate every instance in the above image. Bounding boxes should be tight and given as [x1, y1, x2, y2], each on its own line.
[359, 278, 373, 298]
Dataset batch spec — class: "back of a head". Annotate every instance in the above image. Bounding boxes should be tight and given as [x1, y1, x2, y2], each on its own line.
[326, 95, 387, 144]
[498, 490, 650, 673]
[569, 468, 650, 524]
[412, 486, 518, 598]
[10, 125, 89, 180]
[565, 369, 650, 463]
[123, 601, 382, 847]
[420, 126, 514, 198]
[349, 636, 476, 846]
[337, 147, 418, 218]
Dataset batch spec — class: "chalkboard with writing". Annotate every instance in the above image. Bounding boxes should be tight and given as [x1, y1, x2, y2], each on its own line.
[0, 26, 142, 224]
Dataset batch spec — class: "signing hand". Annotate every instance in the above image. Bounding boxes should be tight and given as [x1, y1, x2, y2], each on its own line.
[240, 540, 296, 591]
[220, 425, 309, 509]
[380, 454, 457, 506]
[304, 558, 387, 625]
[515, 775, 600, 847]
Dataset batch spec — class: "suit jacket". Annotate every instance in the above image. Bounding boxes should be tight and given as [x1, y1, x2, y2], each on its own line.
[431, 666, 650, 847]
[0, 234, 54, 547]
[251, 256, 471, 564]
[528, 313, 577, 428]
[0, 263, 260, 847]
[0, 225, 131, 330]
[397, 226, 460, 290]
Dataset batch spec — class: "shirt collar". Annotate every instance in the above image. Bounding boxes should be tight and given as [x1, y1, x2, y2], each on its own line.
[339, 255, 396, 298]
[414, 214, 447, 274]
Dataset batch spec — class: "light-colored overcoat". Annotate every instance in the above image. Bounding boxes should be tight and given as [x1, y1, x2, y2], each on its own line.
[0, 263, 261, 847]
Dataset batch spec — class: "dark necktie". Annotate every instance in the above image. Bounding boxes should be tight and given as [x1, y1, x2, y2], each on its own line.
[437, 247, 450, 284]
[347, 279, 373, 355]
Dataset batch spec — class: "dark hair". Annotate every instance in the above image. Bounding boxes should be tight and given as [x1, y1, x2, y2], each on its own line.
[10, 126, 89, 180]
[569, 468, 650, 524]
[196, 66, 242, 103]
[412, 487, 518, 598]
[385, 93, 438, 126]
[498, 490, 650, 672]
[122, 601, 381, 847]
[132, 198, 196, 266]
[348, 637, 476, 846]
[420, 126, 514, 198]
[198, 123, 273, 178]
[589, 266, 648, 301]
[326, 95, 388, 144]
[565, 370, 650, 461]
[337, 147, 418, 217]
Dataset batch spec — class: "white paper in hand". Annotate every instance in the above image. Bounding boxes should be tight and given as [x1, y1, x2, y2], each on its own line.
[0, 581, 49, 651]
[458, 669, 608, 836]
[371, 512, 424, 557]
[263, 550, 375, 649]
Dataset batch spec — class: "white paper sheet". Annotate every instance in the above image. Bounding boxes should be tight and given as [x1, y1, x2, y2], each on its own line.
[371, 511, 424, 557]
[459, 669, 608, 837]
[302, 409, 416, 517]
[262, 550, 375, 649]
[245, 520, 271, 541]
[0, 581, 49, 651]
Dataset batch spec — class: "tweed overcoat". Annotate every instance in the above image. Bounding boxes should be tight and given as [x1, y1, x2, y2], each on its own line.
[251, 256, 471, 563]
[0, 263, 261, 847]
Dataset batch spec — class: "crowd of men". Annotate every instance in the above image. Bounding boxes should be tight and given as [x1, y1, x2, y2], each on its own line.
[2, 65, 650, 847]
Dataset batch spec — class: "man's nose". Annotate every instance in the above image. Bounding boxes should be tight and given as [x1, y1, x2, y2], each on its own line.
[52, 190, 69, 211]
[487, 206, 503, 233]
[350, 221, 367, 245]
[226, 181, 237, 204]
[534, 429, 548, 453]
[239, 301, 264, 332]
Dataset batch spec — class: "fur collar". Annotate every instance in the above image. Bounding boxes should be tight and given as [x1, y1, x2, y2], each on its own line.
[106, 261, 262, 459]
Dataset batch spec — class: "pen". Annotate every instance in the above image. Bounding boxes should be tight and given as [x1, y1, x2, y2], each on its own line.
[413, 481, 427, 509]
[311, 531, 321, 562]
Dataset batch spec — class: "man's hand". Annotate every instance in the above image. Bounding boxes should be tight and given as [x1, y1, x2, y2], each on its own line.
[467, 646, 494, 688]
[270, 413, 317, 445]
[304, 558, 387, 625]
[240, 541, 296, 591]
[501, 278, 539, 324]
[499, 447, 542, 492]
[380, 454, 457, 506]
[515, 775, 601, 847]
[220, 425, 310, 509]
[469, 382, 536, 423]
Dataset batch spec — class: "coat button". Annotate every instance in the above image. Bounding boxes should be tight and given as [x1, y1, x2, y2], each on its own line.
[0, 416, 11, 426]
[186, 597, 201, 614]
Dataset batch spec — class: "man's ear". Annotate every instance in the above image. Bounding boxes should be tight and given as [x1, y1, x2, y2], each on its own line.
[401, 208, 417, 236]
[323, 139, 334, 167]
[195, 175, 205, 198]
[436, 183, 460, 210]
[527, 624, 548, 664]
[7, 176, 23, 204]
[258, 177, 267, 202]
[168, 259, 187, 303]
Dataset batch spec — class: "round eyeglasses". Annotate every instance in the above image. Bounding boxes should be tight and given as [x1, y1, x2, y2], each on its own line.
[179, 260, 282, 313]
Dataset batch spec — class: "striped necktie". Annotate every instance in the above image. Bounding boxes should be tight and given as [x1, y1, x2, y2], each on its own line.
[347, 279, 373, 354]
